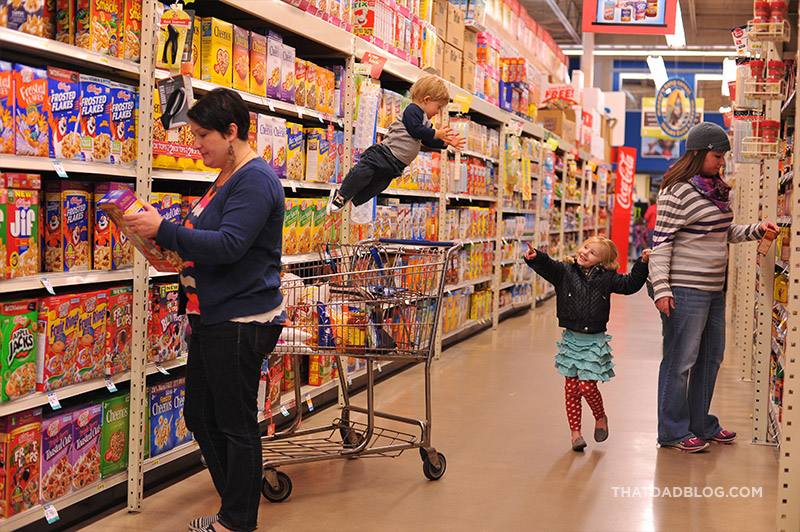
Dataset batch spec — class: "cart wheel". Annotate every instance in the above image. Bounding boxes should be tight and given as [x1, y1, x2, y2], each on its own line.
[422, 452, 447, 481]
[261, 471, 292, 502]
[341, 427, 366, 449]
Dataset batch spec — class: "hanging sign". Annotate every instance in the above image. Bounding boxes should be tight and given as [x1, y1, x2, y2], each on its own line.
[582, 0, 678, 35]
[654, 78, 697, 139]
[543, 85, 578, 106]
[358, 52, 388, 79]
[641, 96, 704, 140]
[611, 147, 637, 272]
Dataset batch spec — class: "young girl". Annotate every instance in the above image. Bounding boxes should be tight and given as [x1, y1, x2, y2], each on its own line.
[524, 237, 650, 451]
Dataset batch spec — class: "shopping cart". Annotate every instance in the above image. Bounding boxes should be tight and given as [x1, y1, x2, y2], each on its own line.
[260, 238, 458, 502]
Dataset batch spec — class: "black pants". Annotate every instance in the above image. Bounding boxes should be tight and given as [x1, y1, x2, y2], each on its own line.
[339, 144, 407, 206]
[186, 318, 282, 531]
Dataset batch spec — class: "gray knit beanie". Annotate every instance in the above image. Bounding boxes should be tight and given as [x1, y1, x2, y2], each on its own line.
[685, 122, 731, 152]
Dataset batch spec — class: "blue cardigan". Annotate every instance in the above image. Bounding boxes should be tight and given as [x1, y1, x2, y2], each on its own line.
[156, 157, 285, 325]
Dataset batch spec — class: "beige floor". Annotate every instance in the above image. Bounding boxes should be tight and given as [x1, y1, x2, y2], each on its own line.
[83, 292, 778, 532]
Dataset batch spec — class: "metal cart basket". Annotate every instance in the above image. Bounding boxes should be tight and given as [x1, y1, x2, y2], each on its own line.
[261, 238, 459, 502]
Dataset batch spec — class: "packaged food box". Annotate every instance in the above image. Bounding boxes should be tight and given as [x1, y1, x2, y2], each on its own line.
[201, 18, 233, 87]
[56, 0, 76, 44]
[286, 122, 305, 181]
[257, 114, 274, 169]
[0, 408, 42, 517]
[247, 112, 258, 152]
[249, 32, 267, 97]
[280, 44, 296, 102]
[7, 0, 47, 37]
[147, 283, 181, 363]
[304, 61, 317, 111]
[294, 59, 306, 107]
[109, 82, 137, 166]
[172, 377, 192, 447]
[232, 25, 250, 92]
[69, 403, 101, 490]
[188, 11, 201, 78]
[3, 186, 40, 279]
[266, 31, 283, 99]
[60, 183, 92, 272]
[149, 381, 175, 457]
[94, 182, 134, 271]
[75, 290, 107, 383]
[100, 393, 129, 478]
[296, 199, 315, 254]
[104, 286, 132, 376]
[0, 61, 13, 155]
[122, 0, 143, 62]
[40, 411, 73, 502]
[76, 0, 125, 56]
[37, 294, 81, 392]
[150, 192, 183, 224]
[282, 198, 299, 255]
[0, 300, 37, 402]
[97, 188, 183, 272]
[312, 198, 326, 249]
[272, 117, 287, 178]
[47, 66, 82, 161]
[181, 196, 200, 221]
[80, 74, 112, 163]
[14, 64, 49, 158]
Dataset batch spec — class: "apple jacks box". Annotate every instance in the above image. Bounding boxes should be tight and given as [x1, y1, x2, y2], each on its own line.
[96, 188, 182, 272]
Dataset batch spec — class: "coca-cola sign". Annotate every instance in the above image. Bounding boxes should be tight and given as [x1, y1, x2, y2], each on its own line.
[611, 146, 638, 272]
[616, 149, 636, 210]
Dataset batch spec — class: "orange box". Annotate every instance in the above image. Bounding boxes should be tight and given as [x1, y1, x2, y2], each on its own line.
[0, 62, 12, 155]
[249, 32, 267, 96]
[294, 59, 306, 107]
[37, 294, 82, 392]
[232, 25, 250, 92]
[75, 0, 125, 56]
[122, 0, 142, 61]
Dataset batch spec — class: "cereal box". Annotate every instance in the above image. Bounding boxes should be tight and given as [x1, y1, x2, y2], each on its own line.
[0, 408, 41, 517]
[296, 199, 314, 254]
[312, 198, 327, 248]
[104, 286, 132, 376]
[43, 182, 62, 272]
[272, 117, 287, 178]
[80, 75, 112, 163]
[70, 403, 101, 489]
[280, 44, 296, 103]
[40, 411, 73, 503]
[304, 127, 332, 183]
[201, 18, 233, 87]
[0, 300, 37, 402]
[75, 290, 107, 383]
[109, 82, 137, 166]
[248, 112, 258, 152]
[232, 25, 250, 92]
[304, 60, 317, 111]
[180, 195, 200, 221]
[14, 64, 49, 158]
[249, 32, 267, 97]
[55, 0, 75, 44]
[150, 192, 182, 224]
[257, 114, 274, 168]
[149, 381, 175, 457]
[0, 61, 13, 155]
[294, 58, 306, 107]
[122, 0, 143, 62]
[37, 295, 81, 392]
[63, 184, 92, 272]
[286, 122, 304, 181]
[75, 0, 125, 56]
[147, 283, 181, 363]
[94, 182, 133, 271]
[98, 188, 183, 272]
[4, 187, 40, 279]
[266, 31, 282, 100]
[0, 173, 40, 190]
[172, 377, 192, 447]
[47, 67, 83, 161]
[100, 393, 129, 477]
[282, 198, 298, 255]
[8, 0, 47, 37]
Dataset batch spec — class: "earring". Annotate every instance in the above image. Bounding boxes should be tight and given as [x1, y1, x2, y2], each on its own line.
[227, 143, 234, 161]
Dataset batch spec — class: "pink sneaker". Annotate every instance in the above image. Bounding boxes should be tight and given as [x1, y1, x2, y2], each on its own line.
[661, 436, 710, 453]
[709, 429, 736, 444]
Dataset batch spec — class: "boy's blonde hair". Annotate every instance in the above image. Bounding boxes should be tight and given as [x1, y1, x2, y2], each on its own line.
[410, 75, 450, 104]
[565, 236, 620, 270]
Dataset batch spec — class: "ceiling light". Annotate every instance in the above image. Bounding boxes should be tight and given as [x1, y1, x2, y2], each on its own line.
[561, 48, 735, 57]
[647, 55, 669, 91]
[665, 2, 686, 49]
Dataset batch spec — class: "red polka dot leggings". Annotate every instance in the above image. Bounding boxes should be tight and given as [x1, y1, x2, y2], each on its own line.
[564, 377, 606, 431]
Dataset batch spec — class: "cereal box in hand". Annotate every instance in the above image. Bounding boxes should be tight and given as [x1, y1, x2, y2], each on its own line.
[148, 381, 175, 457]
[76, 290, 107, 383]
[280, 44, 296, 103]
[266, 31, 282, 100]
[109, 82, 137, 166]
[5, 187, 40, 279]
[100, 393, 129, 478]
[0, 300, 37, 402]
[75, 0, 125, 56]
[37, 295, 81, 392]
[0, 408, 42, 517]
[250, 32, 267, 97]
[104, 286, 132, 376]
[40, 411, 73, 503]
[80, 75, 112, 163]
[122, 0, 143, 62]
[172, 377, 192, 447]
[201, 18, 233, 87]
[0, 62, 15, 155]
[232, 25, 250, 92]
[14, 64, 49, 158]
[94, 182, 133, 271]
[70, 403, 101, 489]
[47, 66, 83, 161]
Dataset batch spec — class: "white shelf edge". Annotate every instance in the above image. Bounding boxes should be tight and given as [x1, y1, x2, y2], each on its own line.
[144, 440, 200, 472]
[444, 275, 494, 293]
[459, 149, 500, 164]
[0, 269, 134, 295]
[446, 193, 498, 202]
[0, 154, 137, 177]
[382, 188, 440, 198]
[442, 318, 491, 341]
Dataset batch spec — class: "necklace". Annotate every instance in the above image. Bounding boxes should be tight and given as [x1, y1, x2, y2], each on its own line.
[214, 148, 256, 192]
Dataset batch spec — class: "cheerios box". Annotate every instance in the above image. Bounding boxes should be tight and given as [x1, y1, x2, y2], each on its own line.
[37, 295, 81, 392]
[47, 67, 82, 161]
[232, 25, 250, 92]
[0, 408, 42, 518]
[266, 31, 282, 99]
[100, 393, 129, 478]
[75, 0, 125, 57]
[249, 32, 267, 97]
[80, 75, 112, 163]
[75, 290, 107, 383]
[272, 117, 287, 178]
[280, 44, 296, 103]
[69, 403, 101, 491]
[172, 377, 192, 447]
[14, 64, 49, 158]
[201, 18, 233, 87]
[148, 381, 175, 457]
[109, 82, 137, 166]
[0, 300, 37, 403]
[3, 186, 40, 280]
[257, 114, 274, 168]
[104, 286, 132, 376]
[286, 122, 305, 181]
[0, 62, 15, 155]
[40, 411, 73, 503]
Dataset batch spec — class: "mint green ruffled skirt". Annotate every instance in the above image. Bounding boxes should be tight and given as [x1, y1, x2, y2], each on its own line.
[555, 330, 615, 381]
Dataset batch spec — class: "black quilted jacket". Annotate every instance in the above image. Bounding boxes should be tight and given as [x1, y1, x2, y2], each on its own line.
[525, 250, 649, 333]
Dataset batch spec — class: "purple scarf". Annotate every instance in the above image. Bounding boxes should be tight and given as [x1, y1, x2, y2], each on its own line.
[689, 175, 731, 212]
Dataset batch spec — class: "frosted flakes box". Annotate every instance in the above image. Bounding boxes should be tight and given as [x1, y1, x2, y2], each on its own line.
[109, 82, 137, 166]
[104, 286, 132, 376]
[94, 182, 133, 271]
[148, 381, 174, 457]
[14, 64, 49, 158]
[0, 61, 13, 155]
[249, 32, 267, 97]
[79, 74, 112, 163]
[0, 300, 37, 402]
[266, 31, 282, 99]
[0, 408, 42, 517]
[70, 403, 101, 489]
[62, 184, 92, 272]
[37, 295, 80, 392]
[75, 290, 107, 383]
[47, 66, 83, 161]
[4, 187, 40, 279]
[40, 411, 73, 502]
[100, 393, 129, 478]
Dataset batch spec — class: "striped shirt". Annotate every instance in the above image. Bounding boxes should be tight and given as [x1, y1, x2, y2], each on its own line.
[649, 181, 763, 299]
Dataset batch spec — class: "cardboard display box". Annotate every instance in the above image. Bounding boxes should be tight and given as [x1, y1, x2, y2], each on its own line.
[538, 109, 577, 145]
[463, 29, 477, 64]
[432, 0, 448, 37]
[446, 2, 464, 50]
[443, 43, 463, 85]
[461, 59, 476, 93]
[436, 38, 445, 75]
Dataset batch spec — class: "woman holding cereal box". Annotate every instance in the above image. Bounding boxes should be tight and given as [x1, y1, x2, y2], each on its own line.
[124, 88, 284, 532]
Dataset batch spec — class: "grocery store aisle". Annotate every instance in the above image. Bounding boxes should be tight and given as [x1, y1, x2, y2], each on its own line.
[85, 292, 778, 532]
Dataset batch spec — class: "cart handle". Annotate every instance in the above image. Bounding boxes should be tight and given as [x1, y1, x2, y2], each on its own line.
[378, 238, 457, 247]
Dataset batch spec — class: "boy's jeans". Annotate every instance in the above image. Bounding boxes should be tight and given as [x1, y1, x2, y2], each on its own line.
[657, 287, 725, 444]
[339, 144, 407, 206]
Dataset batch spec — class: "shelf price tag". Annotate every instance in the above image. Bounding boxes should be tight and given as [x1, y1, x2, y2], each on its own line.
[47, 392, 62, 410]
[40, 278, 56, 295]
[377, 362, 382, 373]
[156, 365, 170, 375]
[348, 374, 354, 386]
[305, 394, 314, 412]
[53, 161, 68, 178]
[268, 100, 275, 113]
[44, 504, 60, 524]
[105, 378, 118, 393]
[280, 405, 290, 417]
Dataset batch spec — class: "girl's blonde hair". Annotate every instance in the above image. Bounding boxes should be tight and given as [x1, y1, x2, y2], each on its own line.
[410, 75, 450, 104]
[565, 236, 620, 270]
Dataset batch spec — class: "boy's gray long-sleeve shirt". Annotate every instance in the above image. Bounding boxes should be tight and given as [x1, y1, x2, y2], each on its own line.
[381, 102, 446, 165]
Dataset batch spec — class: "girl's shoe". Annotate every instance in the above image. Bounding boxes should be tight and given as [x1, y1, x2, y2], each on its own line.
[709, 429, 736, 444]
[326, 191, 347, 214]
[594, 416, 609, 443]
[189, 514, 219, 532]
[572, 436, 587, 452]
[660, 436, 709, 453]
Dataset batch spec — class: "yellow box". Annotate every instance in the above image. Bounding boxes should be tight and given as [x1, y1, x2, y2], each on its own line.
[232, 25, 250, 92]
[297, 199, 315, 254]
[283, 198, 299, 256]
[201, 18, 233, 87]
[191, 16, 202, 79]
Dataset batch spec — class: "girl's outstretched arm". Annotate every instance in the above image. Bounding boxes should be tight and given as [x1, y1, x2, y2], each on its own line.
[524, 243, 566, 288]
[609, 259, 649, 295]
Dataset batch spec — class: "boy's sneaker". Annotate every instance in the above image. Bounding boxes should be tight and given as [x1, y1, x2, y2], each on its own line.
[326, 191, 347, 214]
[660, 436, 710, 453]
[709, 429, 737, 444]
[189, 514, 219, 531]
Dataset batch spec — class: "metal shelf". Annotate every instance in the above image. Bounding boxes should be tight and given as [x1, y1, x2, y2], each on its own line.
[382, 188, 440, 198]
[0, 154, 137, 177]
[502, 207, 537, 215]
[0, 269, 134, 295]
[447, 193, 497, 202]
[458, 149, 500, 164]
[442, 318, 489, 341]
[282, 252, 324, 265]
[444, 275, 494, 292]
[144, 440, 200, 472]
[457, 237, 495, 245]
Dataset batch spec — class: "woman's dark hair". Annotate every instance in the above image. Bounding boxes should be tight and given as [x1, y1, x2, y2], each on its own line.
[660, 149, 708, 191]
[187, 88, 249, 141]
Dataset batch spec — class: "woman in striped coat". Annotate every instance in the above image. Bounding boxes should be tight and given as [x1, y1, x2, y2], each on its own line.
[649, 122, 778, 453]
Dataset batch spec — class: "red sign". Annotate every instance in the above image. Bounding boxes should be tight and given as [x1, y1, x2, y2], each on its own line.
[544, 85, 577, 105]
[582, 0, 678, 35]
[611, 146, 637, 272]
[360, 52, 388, 79]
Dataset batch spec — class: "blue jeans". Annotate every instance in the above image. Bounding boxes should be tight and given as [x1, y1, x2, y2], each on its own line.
[657, 287, 725, 444]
